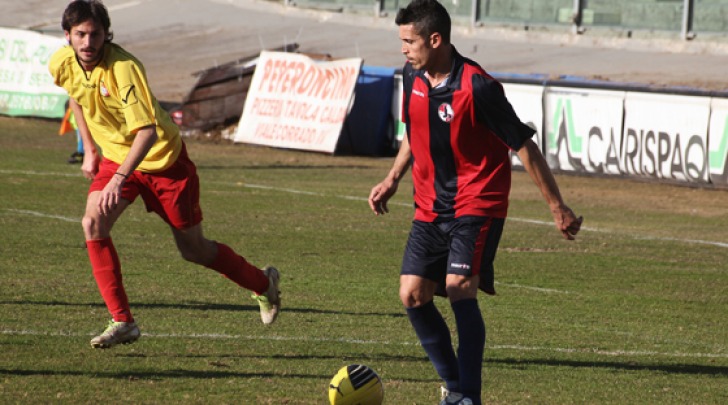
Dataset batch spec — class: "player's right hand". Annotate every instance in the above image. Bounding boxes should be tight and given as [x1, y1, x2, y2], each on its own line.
[368, 180, 398, 215]
[81, 149, 100, 180]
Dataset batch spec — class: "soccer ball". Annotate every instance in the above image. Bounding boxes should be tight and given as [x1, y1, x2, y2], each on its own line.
[328, 364, 384, 405]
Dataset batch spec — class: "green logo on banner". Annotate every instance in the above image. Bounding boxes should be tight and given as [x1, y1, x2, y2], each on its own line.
[709, 115, 728, 172]
[548, 98, 582, 154]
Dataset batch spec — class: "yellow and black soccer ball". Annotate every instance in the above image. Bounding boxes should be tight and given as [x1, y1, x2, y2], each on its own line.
[328, 364, 384, 405]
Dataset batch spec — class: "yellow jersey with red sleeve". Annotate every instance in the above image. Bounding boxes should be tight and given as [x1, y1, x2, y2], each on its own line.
[48, 43, 181, 173]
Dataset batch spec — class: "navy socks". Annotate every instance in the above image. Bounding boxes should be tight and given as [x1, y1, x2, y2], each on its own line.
[407, 298, 485, 405]
[452, 298, 485, 404]
[406, 300, 460, 392]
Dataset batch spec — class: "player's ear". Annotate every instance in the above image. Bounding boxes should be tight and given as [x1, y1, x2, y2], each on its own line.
[429, 32, 442, 48]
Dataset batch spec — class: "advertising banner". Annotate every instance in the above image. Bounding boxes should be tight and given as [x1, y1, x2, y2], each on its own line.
[708, 97, 728, 186]
[0, 28, 68, 118]
[234, 51, 362, 154]
[503, 83, 543, 167]
[544, 86, 625, 175]
[622, 92, 711, 183]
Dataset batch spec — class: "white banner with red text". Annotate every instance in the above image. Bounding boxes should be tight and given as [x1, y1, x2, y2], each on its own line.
[234, 51, 362, 154]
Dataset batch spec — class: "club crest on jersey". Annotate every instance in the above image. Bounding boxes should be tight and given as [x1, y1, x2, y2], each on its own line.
[99, 82, 109, 97]
[438, 103, 453, 123]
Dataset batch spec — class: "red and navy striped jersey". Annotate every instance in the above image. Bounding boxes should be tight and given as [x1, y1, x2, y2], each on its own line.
[402, 48, 535, 222]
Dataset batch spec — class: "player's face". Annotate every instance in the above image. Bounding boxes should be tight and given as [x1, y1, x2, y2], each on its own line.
[399, 24, 434, 70]
[65, 19, 106, 70]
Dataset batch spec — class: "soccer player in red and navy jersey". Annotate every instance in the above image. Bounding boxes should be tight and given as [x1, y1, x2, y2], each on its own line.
[368, 1, 583, 404]
[49, 0, 281, 349]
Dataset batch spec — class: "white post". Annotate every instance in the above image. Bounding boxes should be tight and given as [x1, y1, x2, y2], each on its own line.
[681, 0, 696, 40]
[471, 0, 482, 28]
[375, 0, 386, 17]
[572, 0, 585, 34]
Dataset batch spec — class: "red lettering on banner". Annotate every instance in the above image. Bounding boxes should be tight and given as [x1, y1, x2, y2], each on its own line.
[259, 57, 358, 101]
[250, 97, 283, 117]
[319, 105, 347, 124]
[258, 59, 274, 91]
[284, 100, 319, 121]
[254, 122, 322, 145]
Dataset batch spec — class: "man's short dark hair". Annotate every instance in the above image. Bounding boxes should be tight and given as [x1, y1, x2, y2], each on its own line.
[395, 0, 451, 44]
[62, 0, 114, 43]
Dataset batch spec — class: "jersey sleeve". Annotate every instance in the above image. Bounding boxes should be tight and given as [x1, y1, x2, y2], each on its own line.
[112, 60, 156, 134]
[48, 46, 75, 95]
[472, 74, 535, 151]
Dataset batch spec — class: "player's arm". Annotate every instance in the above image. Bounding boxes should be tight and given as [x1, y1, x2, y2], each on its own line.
[97, 125, 158, 216]
[116, 125, 157, 180]
[69, 98, 100, 180]
[368, 134, 411, 215]
[516, 138, 583, 240]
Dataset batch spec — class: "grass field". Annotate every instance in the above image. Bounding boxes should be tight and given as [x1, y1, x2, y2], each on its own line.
[1, 115, 727, 404]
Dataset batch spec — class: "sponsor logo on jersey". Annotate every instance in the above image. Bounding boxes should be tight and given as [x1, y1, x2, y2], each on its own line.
[119, 84, 138, 105]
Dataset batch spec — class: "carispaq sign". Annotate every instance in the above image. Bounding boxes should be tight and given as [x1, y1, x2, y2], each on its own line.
[544, 87, 625, 175]
[622, 92, 710, 183]
[0, 28, 68, 118]
[235, 51, 362, 154]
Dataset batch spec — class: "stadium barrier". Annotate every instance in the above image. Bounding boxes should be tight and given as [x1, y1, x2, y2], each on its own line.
[391, 70, 728, 188]
[0, 28, 68, 119]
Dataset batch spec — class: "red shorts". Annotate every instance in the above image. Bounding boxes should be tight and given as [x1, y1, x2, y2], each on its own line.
[89, 143, 203, 229]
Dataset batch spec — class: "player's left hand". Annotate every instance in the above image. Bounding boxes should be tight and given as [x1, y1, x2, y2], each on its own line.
[551, 205, 583, 240]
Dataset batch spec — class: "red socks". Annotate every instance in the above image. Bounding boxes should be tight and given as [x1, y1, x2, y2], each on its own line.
[86, 238, 133, 323]
[207, 243, 269, 295]
[86, 240, 268, 322]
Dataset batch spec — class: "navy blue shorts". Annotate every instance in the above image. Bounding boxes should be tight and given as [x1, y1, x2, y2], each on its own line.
[401, 216, 505, 296]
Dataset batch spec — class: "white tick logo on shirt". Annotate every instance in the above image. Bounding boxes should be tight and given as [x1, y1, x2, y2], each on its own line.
[100, 83, 109, 97]
[438, 103, 453, 123]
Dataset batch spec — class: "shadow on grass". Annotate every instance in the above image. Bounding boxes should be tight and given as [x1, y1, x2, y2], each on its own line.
[113, 352, 429, 364]
[0, 368, 436, 383]
[0, 299, 405, 318]
[197, 164, 374, 171]
[488, 357, 728, 377]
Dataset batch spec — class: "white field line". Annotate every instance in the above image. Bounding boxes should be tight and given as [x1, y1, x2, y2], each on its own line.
[2, 329, 726, 359]
[0, 169, 81, 178]
[2, 170, 726, 250]
[494, 282, 575, 295]
[236, 181, 728, 249]
[4, 209, 80, 223]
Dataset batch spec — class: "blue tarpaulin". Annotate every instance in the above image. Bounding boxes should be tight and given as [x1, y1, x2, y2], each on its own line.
[336, 66, 397, 156]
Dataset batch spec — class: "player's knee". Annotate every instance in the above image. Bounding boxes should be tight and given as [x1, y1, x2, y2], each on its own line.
[178, 246, 204, 264]
[176, 239, 216, 265]
[399, 287, 429, 308]
[81, 214, 101, 239]
[444, 278, 477, 301]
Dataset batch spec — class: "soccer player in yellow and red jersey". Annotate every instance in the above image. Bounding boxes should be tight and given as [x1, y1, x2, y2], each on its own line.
[49, 0, 281, 349]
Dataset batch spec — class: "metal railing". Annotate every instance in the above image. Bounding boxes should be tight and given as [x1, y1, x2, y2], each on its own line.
[286, 0, 726, 41]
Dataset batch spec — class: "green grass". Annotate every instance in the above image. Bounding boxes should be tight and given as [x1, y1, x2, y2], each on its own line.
[1, 115, 727, 404]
